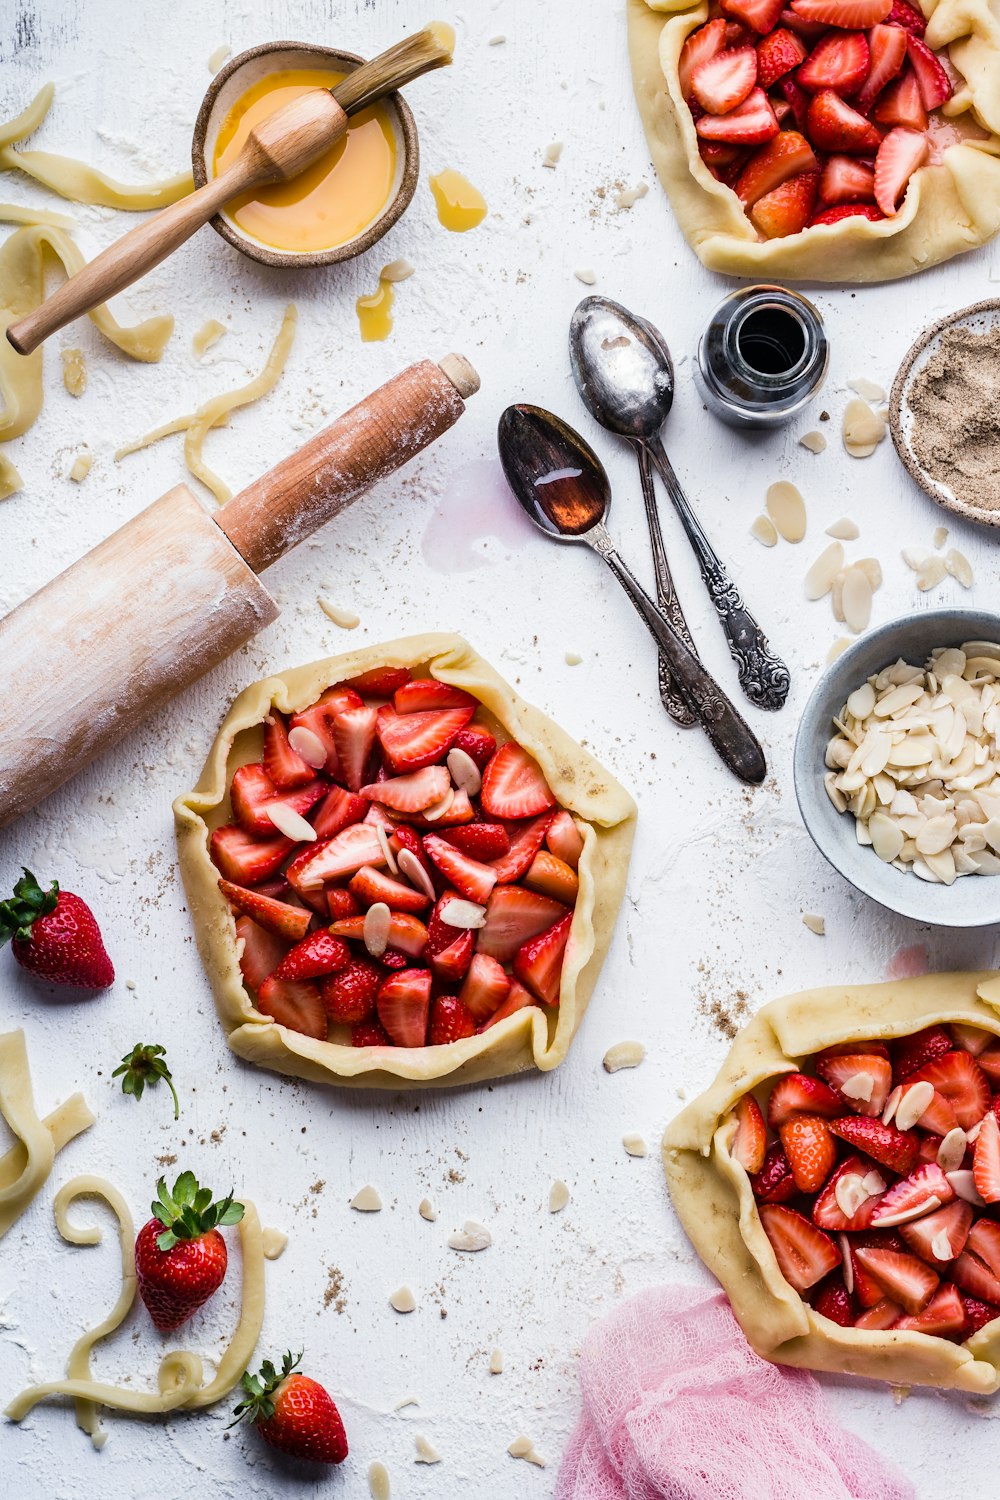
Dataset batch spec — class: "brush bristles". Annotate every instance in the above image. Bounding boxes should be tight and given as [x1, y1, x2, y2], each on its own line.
[333, 22, 454, 115]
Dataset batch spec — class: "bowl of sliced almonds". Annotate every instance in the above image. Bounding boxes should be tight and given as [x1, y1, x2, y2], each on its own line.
[794, 608, 1000, 927]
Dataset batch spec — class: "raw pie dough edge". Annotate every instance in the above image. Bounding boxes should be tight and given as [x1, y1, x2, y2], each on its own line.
[662, 972, 1000, 1393]
[627, 0, 1000, 283]
[174, 632, 636, 1090]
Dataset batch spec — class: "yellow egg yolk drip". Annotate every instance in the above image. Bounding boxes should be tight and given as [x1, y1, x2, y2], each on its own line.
[429, 169, 487, 232]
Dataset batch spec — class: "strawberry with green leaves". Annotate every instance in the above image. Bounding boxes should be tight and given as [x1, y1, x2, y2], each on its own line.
[231, 1351, 348, 1464]
[135, 1172, 244, 1331]
[0, 868, 113, 989]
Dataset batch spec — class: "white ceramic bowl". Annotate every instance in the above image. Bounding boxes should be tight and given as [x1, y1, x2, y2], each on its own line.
[793, 607, 1000, 927]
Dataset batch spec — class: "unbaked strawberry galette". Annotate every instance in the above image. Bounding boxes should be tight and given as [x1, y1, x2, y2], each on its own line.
[628, 0, 1000, 279]
[175, 634, 635, 1089]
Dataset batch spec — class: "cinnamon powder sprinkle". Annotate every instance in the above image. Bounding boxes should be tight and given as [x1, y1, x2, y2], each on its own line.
[909, 324, 1000, 512]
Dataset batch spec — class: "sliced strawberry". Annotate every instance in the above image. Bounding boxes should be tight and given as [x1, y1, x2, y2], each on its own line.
[429, 929, 475, 984]
[477, 885, 568, 964]
[954, 1236, 1000, 1305]
[272, 930, 349, 982]
[726, 19, 752, 43]
[960, 1292, 1000, 1337]
[721, 0, 786, 36]
[232, 768, 328, 838]
[956, 1220, 1000, 1292]
[778, 73, 812, 128]
[874, 124, 928, 213]
[950, 1023, 993, 1057]
[810, 201, 885, 223]
[320, 958, 382, 1023]
[513, 912, 572, 1006]
[779, 1113, 837, 1193]
[459, 953, 511, 1022]
[907, 1051, 990, 1130]
[376, 704, 474, 773]
[751, 170, 819, 235]
[423, 835, 498, 906]
[480, 978, 537, 1031]
[696, 87, 780, 144]
[218, 879, 311, 942]
[767, 1071, 843, 1127]
[813, 1155, 886, 1230]
[700, 140, 752, 172]
[256, 975, 326, 1039]
[829, 1114, 918, 1174]
[340, 665, 411, 696]
[287, 701, 341, 776]
[815, 1052, 891, 1116]
[888, 0, 926, 32]
[377, 968, 432, 1047]
[758, 1205, 840, 1292]
[905, 31, 951, 107]
[812, 1276, 855, 1326]
[853, 1246, 938, 1313]
[427, 993, 476, 1045]
[736, 130, 818, 206]
[262, 712, 314, 789]
[791, 0, 891, 23]
[349, 864, 431, 914]
[899, 1200, 973, 1268]
[390, 824, 437, 882]
[893, 1024, 953, 1083]
[332, 704, 378, 792]
[480, 742, 557, 820]
[351, 1018, 391, 1047]
[311, 784, 369, 840]
[443, 823, 511, 861]
[406, 788, 475, 829]
[854, 22, 907, 111]
[979, 1045, 1000, 1084]
[236, 915, 291, 991]
[392, 678, 477, 714]
[487, 813, 555, 884]
[331, 911, 427, 958]
[291, 823, 384, 889]
[756, 26, 808, 86]
[360, 766, 451, 814]
[679, 17, 728, 98]
[797, 30, 870, 94]
[691, 45, 758, 113]
[750, 1142, 797, 1203]
[523, 850, 580, 906]
[818, 153, 876, 203]
[780, 5, 830, 37]
[895, 1281, 964, 1335]
[210, 825, 294, 885]
[847, 1227, 908, 1306]
[451, 725, 497, 772]
[806, 89, 883, 150]
[731, 1094, 767, 1174]
[817, 1039, 891, 1061]
[854, 1297, 902, 1328]
[973, 1111, 1000, 1203]
[870, 1162, 955, 1226]
[873, 67, 928, 129]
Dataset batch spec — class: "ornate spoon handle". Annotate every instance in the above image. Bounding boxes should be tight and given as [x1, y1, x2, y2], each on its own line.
[646, 437, 790, 713]
[634, 442, 697, 727]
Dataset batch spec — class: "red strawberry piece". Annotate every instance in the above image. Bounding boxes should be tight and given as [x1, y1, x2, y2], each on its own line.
[853, 1246, 938, 1313]
[854, 22, 908, 110]
[282, 847, 338, 917]
[910, 1085, 959, 1137]
[211, 825, 294, 886]
[870, 1162, 955, 1226]
[810, 201, 885, 223]
[263, 712, 314, 790]
[0, 869, 114, 990]
[513, 912, 572, 1006]
[480, 977, 536, 1031]
[376, 704, 474, 773]
[377, 968, 432, 1046]
[750, 1142, 797, 1203]
[817, 1039, 891, 1061]
[887, 0, 926, 29]
[311, 785, 369, 841]
[751, 170, 819, 235]
[378, 947, 408, 970]
[320, 958, 382, 1023]
[955, 1220, 1000, 1304]
[908, 1050, 990, 1130]
[349, 864, 431, 914]
[979, 1045, 1000, 1085]
[756, 26, 808, 87]
[759, 1205, 840, 1292]
[340, 665, 411, 696]
[361, 766, 451, 814]
[428, 993, 477, 1045]
[960, 1292, 1000, 1337]
[854, 1297, 902, 1328]
[806, 89, 883, 150]
[487, 813, 556, 884]
[545, 810, 584, 869]
[444, 823, 511, 861]
[778, 73, 812, 128]
[899, 1200, 973, 1267]
[233, 1351, 348, 1465]
[872, 66, 928, 128]
[691, 45, 758, 113]
[721, 0, 786, 36]
[393, 678, 477, 714]
[813, 1155, 886, 1230]
[429, 929, 476, 984]
[767, 1071, 843, 1127]
[230, 765, 324, 837]
[780, 5, 830, 37]
[731, 1093, 767, 1173]
[679, 17, 728, 98]
[480, 742, 557, 821]
[423, 835, 498, 906]
[236, 916, 291, 991]
[791, 0, 891, 23]
[459, 953, 511, 1022]
[696, 86, 780, 144]
[451, 725, 497, 772]
[779, 1113, 838, 1193]
[351, 1018, 390, 1047]
[893, 1024, 952, 1082]
[829, 1114, 918, 1174]
[815, 1052, 892, 1116]
[256, 975, 326, 1038]
[974, 1110, 1000, 1202]
[136, 1172, 243, 1331]
[406, 788, 475, 829]
[726, 19, 752, 43]
[847, 1227, 908, 1306]
[291, 823, 384, 890]
[905, 31, 951, 107]
[287, 701, 342, 777]
[700, 140, 752, 174]
[797, 29, 871, 93]
[894, 1280, 964, 1335]
[390, 824, 438, 890]
[477, 885, 568, 964]
[818, 154, 876, 203]
[272, 930, 350, 982]
[916, 1131, 945, 1164]
[331, 912, 428, 958]
[523, 850, 580, 906]
[736, 129, 818, 207]
[219, 879, 311, 942]
[950, 1023, 993, 1057]
[812, 1276, 856, 1326]
[874, 124, 928, 213]
[332, 704, 378, 792]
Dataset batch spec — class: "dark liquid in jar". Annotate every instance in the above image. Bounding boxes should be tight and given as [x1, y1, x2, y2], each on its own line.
[737, 307, 806, 377]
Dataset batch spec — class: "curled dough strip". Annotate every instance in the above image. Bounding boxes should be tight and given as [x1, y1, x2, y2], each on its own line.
[0, 1030, 55, 1209]
[0, 1093, 95, 1239]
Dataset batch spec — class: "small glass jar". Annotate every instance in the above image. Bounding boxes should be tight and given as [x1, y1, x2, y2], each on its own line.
[696, 285, 829, 430]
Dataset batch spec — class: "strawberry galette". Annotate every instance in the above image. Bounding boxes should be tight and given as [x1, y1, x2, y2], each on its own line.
[628, 0, 1000, 279]
[175, 634, 635, 1088]
[664, 972, 1000, 1391]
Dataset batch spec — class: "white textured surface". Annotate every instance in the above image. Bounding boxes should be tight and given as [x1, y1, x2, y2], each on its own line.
[1, 1, 999, 1496]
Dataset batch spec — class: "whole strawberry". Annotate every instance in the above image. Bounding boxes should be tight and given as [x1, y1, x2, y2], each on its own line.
[0, 868, 113, 988]
[231, 1351, 348, 1465]
[135, 1171, 244, 1331]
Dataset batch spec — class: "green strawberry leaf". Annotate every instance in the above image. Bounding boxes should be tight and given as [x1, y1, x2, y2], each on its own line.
[112, 1043, 179, 1119]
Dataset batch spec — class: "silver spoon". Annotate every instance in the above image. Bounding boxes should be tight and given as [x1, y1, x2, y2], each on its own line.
[497, 403, 767, 786]
[569, 296, 790, 713]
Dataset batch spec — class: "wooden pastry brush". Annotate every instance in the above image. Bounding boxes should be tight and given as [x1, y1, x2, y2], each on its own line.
[6, 22, 454, 356]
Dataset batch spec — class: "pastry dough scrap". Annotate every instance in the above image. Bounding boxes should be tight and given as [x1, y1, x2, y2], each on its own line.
[0, 1029, 94, 1238]
[663, 972, 1000, 1392]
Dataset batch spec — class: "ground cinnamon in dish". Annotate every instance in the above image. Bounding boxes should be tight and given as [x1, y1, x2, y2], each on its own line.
[908, 325, 1000, 511]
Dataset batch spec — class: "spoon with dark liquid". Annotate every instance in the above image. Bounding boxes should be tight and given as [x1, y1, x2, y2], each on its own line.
[497, 403, 767, 786]
[569, 296, 790, 714]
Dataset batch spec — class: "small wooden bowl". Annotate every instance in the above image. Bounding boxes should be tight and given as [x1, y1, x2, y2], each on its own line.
[889, 298, 1000, 529]
[191, 40, 419, 269]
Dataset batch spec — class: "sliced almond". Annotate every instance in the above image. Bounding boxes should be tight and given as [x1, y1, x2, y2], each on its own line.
[945, 548, 974, 588]
[447, 746, 482, 796]
[847, 376, 886, 403]
[421, 787, 456, 822]
[931, 1229, 955, 1261]
[489, 1347, 504, 1374]
[380, 256, 416, 282]
[947, 1169, 987, 1205]
[826, 517, 860, 541]
[862, 1170, 886, 1196]
[855, 557, 883, 591]
[508, 1435, 546, 1468]
[265, 802, 318, 841]
[549, 1179, 570, 1212]
[351, 1184, 382, 1212]
[916, 556, 948, 592]
[804, 541, 845, 600]
[438, 897, 487, 929]
[827, 638, 852, 664]
[936, 1127, 967, 1172]
[623, 1132, 648, 1157]
[766, 480, 807, 543]
[364, 902, 392, 958]
[882, 1084, 903, 1126]
[841, 566, 872, 634]
[895, 1079, 935, 1131]
[287, 725, 328, 768]
[750, 513, 778, 547]
[933, 525, 949, 549]
[376, 822, 398, 874]
[835, 1172, 868, 1218]
[799, 430, 827, 453]
[398, 849, 436, 901]
[843, 397, 887, 457]
[448, 1219, 492, 1251]
[802, 913, 825, 935]
[418, 1197, 438, 1222]
[839, 1232, 854, 1294]
[840, 1071, 874, 1102]
[390, 1285, 416, 1313]
[869, 813, 904, 864]
[415, 1434, 441, 1464]
[874, 1193, 942, 1228]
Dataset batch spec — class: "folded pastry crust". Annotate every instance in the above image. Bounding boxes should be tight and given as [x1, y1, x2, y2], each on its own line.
[174, 633, 636, 1089]
[627, 0, 1000, 281]
[663, 972, 1000, 1392]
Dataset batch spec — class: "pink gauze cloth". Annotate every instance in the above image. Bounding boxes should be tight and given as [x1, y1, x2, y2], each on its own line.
[556, 1286, 915, 1500]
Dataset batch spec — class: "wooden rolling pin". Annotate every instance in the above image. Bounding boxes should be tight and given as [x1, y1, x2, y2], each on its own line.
[0, 353, 478, 827]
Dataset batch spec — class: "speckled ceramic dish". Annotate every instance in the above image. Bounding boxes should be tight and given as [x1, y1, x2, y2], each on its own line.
[793, 607, 1000, 927]
[889, 300, 1000, 529]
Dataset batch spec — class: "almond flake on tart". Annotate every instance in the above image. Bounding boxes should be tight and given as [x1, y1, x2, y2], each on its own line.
[628, 0, 1000, 280]
[174, 633, 635, 1089]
